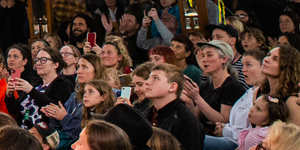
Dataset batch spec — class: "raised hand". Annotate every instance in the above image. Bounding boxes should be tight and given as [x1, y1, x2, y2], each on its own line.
[148, 8, 159, 20]
[101, 14, 113, 34]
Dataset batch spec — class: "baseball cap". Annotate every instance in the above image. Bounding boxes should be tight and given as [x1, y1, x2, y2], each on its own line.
[196, 40, 234, 61]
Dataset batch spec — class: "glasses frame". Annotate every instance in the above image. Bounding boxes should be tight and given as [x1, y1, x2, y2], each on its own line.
[34, 57, 53, 64]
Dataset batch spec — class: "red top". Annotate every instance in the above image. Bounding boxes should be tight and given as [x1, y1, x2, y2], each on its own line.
[0, 78, 9, 114]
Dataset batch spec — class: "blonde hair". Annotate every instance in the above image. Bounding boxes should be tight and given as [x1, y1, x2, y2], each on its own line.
[147, 127, 181, 150]
[105, 35, 133, 73]
[105, 68, 121, 89]
[265, 121, 300, 150]
[226, 16, 245, 35]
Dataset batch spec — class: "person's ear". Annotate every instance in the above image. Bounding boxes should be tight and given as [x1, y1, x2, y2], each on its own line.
[229, 37, 236, 47]
[169, 82, 178, 93]
[54, 62, 59, 70]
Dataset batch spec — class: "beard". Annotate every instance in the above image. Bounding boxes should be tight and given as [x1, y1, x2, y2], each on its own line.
[70, 30, 88, 44]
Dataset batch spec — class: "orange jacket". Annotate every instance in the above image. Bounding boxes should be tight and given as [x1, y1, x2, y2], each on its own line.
[0, 78, 9, 114]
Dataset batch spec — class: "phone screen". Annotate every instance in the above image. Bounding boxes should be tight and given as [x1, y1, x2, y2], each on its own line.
[87, 32, 96, 47]
[121, 87, 132, 100]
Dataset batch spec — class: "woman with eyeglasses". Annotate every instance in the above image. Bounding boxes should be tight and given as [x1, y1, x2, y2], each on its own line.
[60, 44, 81, 87]
[41, 53, 107, 150]
[5, 47, 73, 129]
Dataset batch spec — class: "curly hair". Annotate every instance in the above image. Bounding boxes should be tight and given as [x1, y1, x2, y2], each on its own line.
[261, 45, 300, 99]
[105, 35, 133, 73]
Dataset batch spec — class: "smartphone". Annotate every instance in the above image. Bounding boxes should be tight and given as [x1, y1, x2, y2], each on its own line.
[11, 69, 21, 80]
[87, 32, 96, 47]
[120, 87, 132, 100]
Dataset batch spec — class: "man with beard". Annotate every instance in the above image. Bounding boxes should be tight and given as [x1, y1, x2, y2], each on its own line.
[69, 13, 95, 54]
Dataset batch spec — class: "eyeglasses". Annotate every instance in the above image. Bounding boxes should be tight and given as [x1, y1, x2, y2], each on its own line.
[60, 52, 75, 57]
[34, 57, 53, 64]
[256, 142, 267, 150]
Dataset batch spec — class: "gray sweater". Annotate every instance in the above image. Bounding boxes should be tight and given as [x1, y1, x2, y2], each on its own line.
[136, 18, 174, 50]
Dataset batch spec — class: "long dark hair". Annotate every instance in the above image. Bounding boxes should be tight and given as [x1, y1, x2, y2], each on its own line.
[260, 45, 300, 100]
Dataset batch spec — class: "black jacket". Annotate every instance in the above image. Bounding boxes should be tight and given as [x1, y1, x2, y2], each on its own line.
[5, 75, 73, 127]
[145, 99, 204, 150]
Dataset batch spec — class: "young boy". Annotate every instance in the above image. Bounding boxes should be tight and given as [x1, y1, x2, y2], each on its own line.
[144, 63, 204, 150]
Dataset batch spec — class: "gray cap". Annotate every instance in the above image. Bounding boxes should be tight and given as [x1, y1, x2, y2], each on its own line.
[197, 40, 234, 61]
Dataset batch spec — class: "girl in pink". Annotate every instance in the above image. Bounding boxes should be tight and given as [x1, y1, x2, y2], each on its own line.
[238, 95, 288, 150]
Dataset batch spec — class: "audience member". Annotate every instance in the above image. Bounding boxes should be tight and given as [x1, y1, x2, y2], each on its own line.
[144, 63, 204, 150]
[99, 0, 126, 34]
[100, 41, 132, 74]
[250, 121, 300, 150]
[237, 95, 288, 150]
[170, 34, 203, 86]
[6, 44, 41, 86]
[30, 39, 50, 61]
[210, 24, 249, 89]
[278, 32, 300, 50]
[5, 47, 73, 129]
[240, 27, 268, 52]
[119, 3, 148, 66]
[136, 6, 176, 50]
[182, 40, 245, 134]
[279, 10, 300, 34]
[69, 13, 95, 54]
[148, 45, 176, 65]
[41, 53, 107, 150]
[79, 80, 115, 127]
[260, 45, 300, 126]
[0, 112, 17, 127]
[72, 119, 132, 150]
[0, 126, 43, 150]
[234, 8, 262, 29]
[147, 127, 181, 150]
[43, 33, 63, 51]
[226, 16, 245, 35]
[203, 50, 266, 150]
[151, 0, 181, 36]
[59, 44, 81, 87]
[29, 122, 60, 150]
[0, 54, 9, 114]
[188, 31, 207, 48]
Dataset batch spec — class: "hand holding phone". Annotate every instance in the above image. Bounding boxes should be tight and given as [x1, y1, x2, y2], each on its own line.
[120, 87, 132, 100]
[11, 69, 21, 80]
[87, 32, 96, 47]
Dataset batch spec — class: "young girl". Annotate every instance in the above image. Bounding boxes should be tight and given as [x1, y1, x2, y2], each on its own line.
[238, 95, 289, 150]
[80, 80, 115, 127]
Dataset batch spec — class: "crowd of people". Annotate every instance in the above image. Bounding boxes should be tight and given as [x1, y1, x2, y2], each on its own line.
[0, 0, 300, 150]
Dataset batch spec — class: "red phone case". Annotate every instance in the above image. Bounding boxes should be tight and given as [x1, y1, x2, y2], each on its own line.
[87, 32, 96, 47]
[11, 69, 21, 79]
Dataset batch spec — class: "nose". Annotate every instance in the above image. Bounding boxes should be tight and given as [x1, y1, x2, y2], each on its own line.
[263, 56, 269, 64]
[71, 140, 78, 150]
[242, 66, 247, 73]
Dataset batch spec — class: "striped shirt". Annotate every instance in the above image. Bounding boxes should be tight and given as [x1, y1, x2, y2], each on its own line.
[232, 57, 249, 90]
